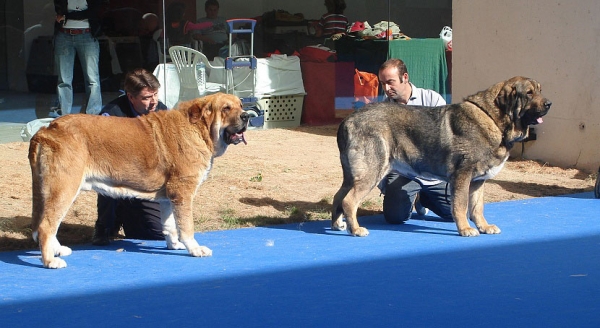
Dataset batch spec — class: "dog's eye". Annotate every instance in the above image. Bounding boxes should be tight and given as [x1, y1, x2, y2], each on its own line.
[222, 105, 230, 112]
[526, 90, 533, 97]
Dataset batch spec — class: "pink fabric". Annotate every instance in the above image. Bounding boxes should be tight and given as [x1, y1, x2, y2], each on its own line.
[184, 21, 213, 34]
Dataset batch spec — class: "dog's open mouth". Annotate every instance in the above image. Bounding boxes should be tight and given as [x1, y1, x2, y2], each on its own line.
[524, 111, 548, 126]
[525, 100, 551, 126]
[529, 116, 544, 125]
[225, 128, 247, 145]
[523, 108, 550, 126]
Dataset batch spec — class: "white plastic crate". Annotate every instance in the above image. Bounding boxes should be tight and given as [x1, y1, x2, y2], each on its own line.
[258, 94, 304, 129]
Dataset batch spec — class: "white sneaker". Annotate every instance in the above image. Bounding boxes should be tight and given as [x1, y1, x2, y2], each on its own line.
[414, 196, 429, 216]
[415, 202, 429, 216]
[48, 107, 62, 118]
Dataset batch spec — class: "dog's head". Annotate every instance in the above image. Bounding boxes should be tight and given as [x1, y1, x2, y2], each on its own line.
[493, 77, 552, 145]
[184, 93, 249, 156]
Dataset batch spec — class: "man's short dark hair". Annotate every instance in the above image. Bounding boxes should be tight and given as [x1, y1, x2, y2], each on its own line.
[123, 68, 161, 96]
[205, 0, 219, 10]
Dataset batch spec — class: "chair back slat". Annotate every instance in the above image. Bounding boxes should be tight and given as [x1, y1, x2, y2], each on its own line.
[168, 46, 204, 102]
[168, 46, 226, 103]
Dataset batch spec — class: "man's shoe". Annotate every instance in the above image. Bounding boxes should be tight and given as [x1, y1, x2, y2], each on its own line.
[48, 107, 62, 118]
[415, 202, 429, 216]
[92, 224, 110, 246]
[414, 195, 429, 216]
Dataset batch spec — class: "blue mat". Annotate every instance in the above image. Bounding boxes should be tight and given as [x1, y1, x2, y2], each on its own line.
[1, 193, 599, 327]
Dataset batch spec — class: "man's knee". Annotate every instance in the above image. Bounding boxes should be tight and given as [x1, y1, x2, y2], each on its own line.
[383, 193, 412, 224]
[383, 208, 411, 224]
[381, 174, 419, 224]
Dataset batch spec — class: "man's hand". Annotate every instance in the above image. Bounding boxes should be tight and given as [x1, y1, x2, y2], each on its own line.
[331, 33, 344, 41]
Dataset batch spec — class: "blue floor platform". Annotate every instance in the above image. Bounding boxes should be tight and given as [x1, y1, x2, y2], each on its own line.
[1, 193, 599, 327]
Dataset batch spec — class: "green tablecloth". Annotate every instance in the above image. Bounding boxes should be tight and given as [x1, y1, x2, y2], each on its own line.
[388, 38, 449, 99]
[335, 38, 450, 101]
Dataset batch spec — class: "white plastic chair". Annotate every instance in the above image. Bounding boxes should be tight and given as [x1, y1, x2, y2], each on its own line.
[156, 28, 203, 63]
[168, 46, 223, 103]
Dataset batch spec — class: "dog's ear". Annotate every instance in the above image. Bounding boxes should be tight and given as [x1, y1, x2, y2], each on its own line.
[512, 79, 534, 121]
[189, 96, 213, 124]
[499, 78, 536, 145]
[496, 78, 534, 121]
[496, 80, 528, 121]
[495, 82, 517, 114]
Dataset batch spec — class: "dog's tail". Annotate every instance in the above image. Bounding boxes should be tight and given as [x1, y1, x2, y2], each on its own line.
[29, 134, 44, 241]
[336, 120, 350, 153]
[28, 128, 60, 240]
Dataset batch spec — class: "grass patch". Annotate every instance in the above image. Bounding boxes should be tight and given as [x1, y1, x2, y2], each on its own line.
[220, 208, 241, 229]
[249, 172, 263, 182]
[361, 198, 382, 210]
[284, 205, 300, 216]
[190, 196, 382, 233]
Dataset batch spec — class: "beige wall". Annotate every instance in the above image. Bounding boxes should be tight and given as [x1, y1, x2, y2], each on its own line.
[453, 0, 600, 171]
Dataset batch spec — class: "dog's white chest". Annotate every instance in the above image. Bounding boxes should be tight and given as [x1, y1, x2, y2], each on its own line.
[474, 156, 508, 181]
[199, 159, 213, 184]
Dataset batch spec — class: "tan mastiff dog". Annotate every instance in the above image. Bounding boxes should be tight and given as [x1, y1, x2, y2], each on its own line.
[29, 93, 249, 268]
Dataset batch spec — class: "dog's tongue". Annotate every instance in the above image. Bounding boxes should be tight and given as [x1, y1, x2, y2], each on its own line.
[229, 132, 247, 145]
[537, 117, 544, 124]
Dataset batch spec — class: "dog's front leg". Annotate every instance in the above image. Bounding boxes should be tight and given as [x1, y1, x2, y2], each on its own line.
[160, 201, 185, 250]
[171, 198, 212, 257]
[469, 180, 501, 234]
[451, 174, 480, 236]
[38, 228, 71, 269]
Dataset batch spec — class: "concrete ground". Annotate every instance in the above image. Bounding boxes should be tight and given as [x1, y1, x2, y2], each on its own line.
[0, 91, 121, 143]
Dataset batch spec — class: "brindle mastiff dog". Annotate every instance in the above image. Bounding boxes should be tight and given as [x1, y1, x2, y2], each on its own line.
[29, 93, 248, 269]
[332, 76, 551, 237]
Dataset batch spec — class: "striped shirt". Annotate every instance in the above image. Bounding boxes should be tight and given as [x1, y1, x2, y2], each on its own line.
[318, 13, 348, 35]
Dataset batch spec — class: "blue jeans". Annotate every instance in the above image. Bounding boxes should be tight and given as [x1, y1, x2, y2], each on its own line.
[381, 171, 453, 224]
[54, 31, 102, 114]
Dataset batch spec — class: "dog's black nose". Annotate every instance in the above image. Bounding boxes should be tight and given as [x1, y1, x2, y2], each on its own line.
[544, 100, 552, 110]
[240, 112, 250, 122]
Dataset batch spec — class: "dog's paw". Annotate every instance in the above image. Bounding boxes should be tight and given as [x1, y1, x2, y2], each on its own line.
[458, 227, 480, 237]
[332, 220, 347, 231]
[164, 231, 185, 250]
[182, 239, 212, 257]
[42, 257, 67, 269]
[55, 246, 72, 257]
[188, 245, 212, 257]
[167, 240, 186, 250]
[352, 227, 369, 237]
[479, 224, 501, 234]
[50, 238, 71, 257]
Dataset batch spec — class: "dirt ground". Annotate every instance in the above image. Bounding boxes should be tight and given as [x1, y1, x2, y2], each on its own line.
[0, 123, 595, 252]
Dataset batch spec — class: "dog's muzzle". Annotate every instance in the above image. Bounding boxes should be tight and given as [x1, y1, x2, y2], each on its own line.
[525, 99, 552, 126]
[225, 112, 249, 145]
